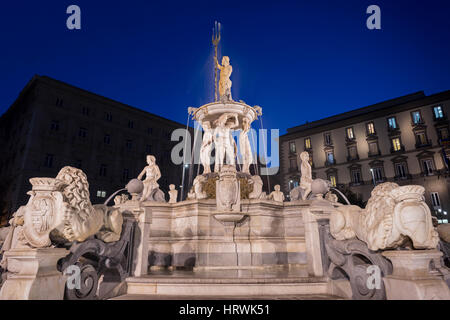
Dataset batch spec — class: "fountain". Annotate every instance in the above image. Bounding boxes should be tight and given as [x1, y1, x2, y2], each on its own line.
[0, 22, 448, 300]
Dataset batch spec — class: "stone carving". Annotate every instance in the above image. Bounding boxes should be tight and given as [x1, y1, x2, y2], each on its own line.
[299, 152, 313, 200]
[137, 155, 165, 202]
[213, 113, 239, 172]
[330, 183, 439, 251]
[239, 118, 253, 174]
[289, 152, 314, 201]
[216, 165, 240, 212]
[200, 121, 213, 174]
[325, 192, 338, 203]
[114, 194, 129, 205]
[188, 175, 207, 200]
[215, 56, 233, 101]
[248, 175, 266, 199]
[1, 167, 123, 253]
[168, 184, 178, 204]
[269, 185, 285, 203]
[323, 223, 392, 300]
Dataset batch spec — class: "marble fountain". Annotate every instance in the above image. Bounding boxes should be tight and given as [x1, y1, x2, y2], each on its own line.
[0, 25, 449, 300]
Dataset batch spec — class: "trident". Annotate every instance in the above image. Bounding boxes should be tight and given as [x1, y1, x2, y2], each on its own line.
[212, 21, 221, 102]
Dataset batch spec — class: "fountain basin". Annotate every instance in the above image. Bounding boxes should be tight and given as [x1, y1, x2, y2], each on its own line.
[213, 213, 247, 223]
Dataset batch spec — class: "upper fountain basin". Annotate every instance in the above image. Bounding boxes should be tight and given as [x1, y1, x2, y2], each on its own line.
[189, 101, 262, 130]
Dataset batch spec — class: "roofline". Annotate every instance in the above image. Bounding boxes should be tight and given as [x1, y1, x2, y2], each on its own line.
[1, 75, 190, 129]
[281, 90, 450, 140]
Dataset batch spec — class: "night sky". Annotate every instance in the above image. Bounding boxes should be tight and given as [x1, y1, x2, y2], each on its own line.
[1, 0, 450, 134]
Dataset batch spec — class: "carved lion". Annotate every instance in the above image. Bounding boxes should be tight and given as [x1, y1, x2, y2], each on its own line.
[330, 182, 439, 251]
[4, 167, 123, 250]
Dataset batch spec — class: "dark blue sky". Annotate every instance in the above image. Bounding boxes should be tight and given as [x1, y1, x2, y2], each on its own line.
[1, 0, 450, 133]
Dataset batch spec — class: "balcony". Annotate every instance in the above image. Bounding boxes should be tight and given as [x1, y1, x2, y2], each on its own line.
[368, 150, 381, 158]
[347, 154, 360, 162]
[325, 159, 336, 167]
[415, 139, 432, 149]
[394, 174, 412, 181]
[390, 145, 405, 154]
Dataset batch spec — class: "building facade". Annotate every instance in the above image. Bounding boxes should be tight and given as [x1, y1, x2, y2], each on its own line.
[0, 75, 190, 216]
[280, 91, 450, 223]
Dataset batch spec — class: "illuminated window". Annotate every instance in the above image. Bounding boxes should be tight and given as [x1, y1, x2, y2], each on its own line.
[326, 151, 335, 164]
[305, 138, 311, 149]
[387, 117, 397, 129]
[366, 122, 375, 135]
[289, 142, 296, 153]
[96, 190, 107, 198]
[346, 127, 354, 139]
[434, 106, 444, 119]
[329, 175, 337, 187]
[412, 111, 422, 124]
[392, 138, 401, 151]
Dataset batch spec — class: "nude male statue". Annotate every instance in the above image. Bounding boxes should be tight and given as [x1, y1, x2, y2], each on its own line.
[137, 155, 161, 202]
[215, 56, 233, 101]
[213, 113, 239, 173]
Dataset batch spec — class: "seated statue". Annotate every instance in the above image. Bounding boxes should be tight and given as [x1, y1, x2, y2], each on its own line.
[330, 182, 439, 251]
[137, 155, 165, 202]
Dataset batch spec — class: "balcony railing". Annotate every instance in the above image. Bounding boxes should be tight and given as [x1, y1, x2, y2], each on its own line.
[390, 145, 405, 154]
[325, 159, 336, 166]
[368, 150, 381, 158]
[347, 154, 360, 162]
[415, 139, 432, 149]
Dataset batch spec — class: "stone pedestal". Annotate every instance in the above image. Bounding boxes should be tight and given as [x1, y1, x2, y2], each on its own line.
[120, 201, 152, 277]
[382, 250, 450, 300]
[0, 248, 68, 300]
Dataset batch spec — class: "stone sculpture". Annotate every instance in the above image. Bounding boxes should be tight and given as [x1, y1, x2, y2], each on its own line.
[216, 165, 240, 212]
[239, 118, 253, 174]
[188, 175, 207, 200]
[137, 155, 165, 202]
[299, 152, 313, 200]
[269, 185, 285, 203]
[168, 184, 178, 204]
[213, 113, 239, 172]
[113, 194, 129, 205]
[215, 56, 233, 101]
[200, 121, 213, 174]
[248, 175, 266, 199]
[1, 167, 123, 253]
[330, 182, 439, 251]
[289, 152, 313, 201]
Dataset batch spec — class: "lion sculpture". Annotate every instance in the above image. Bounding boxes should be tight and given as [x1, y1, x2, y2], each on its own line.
[330, 182, 439, 251]
[1, 167, 123, 253]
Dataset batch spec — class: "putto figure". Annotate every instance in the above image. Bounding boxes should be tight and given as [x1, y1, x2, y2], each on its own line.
[239, 118, 253, 174]
[215, 56, 233, 101]
[137, 155, 162, 202]
[200, 121, 214, 174]
[214, 113, 239, 172]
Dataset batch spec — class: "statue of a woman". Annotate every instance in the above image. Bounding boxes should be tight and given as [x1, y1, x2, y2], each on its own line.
[200, 121, 213, 174]
[239, 118, 253, 174]
[137, 155, 161, 201]
[215, 56, 233, 101]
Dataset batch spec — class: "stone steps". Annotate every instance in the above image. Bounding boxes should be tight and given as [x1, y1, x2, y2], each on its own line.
[119, 275, 339, 298]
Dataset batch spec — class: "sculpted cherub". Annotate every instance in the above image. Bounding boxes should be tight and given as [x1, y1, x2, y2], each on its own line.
[215, 56, 233, 101]
[137, 155, 161, 202]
